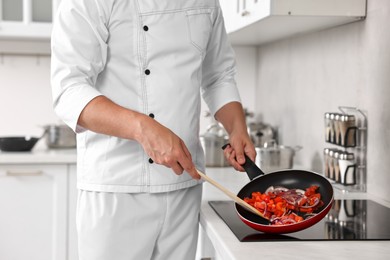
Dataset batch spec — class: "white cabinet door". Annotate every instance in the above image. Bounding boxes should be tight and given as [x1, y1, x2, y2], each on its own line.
[0, 0, 61, 54]
[0, 0, 61, 39]
[0, 164, 67, 260]
[219, 0, 240, 33]
[0, 0, 24, 22]
[1, 0, 53, 22]
[67, 164, 78, 260]
[219, 0, 265, 34]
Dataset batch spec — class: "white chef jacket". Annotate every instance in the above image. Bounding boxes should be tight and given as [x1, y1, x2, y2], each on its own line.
[51, 0, 241, 193]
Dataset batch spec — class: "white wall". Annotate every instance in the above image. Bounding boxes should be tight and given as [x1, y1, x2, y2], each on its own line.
[252, 0, 390, 201]
[0, 55, 59, 148]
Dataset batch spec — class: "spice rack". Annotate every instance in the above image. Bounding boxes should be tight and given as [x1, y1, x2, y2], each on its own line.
[323, 106, 367, 193]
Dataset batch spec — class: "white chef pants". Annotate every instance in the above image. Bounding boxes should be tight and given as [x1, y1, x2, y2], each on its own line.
[76, 184, 202, 260]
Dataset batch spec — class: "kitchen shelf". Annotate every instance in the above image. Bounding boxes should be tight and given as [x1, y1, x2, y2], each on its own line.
[226, 0, 367, 46]
[0, 38, 51, 55]
[324, 106, 367, 193]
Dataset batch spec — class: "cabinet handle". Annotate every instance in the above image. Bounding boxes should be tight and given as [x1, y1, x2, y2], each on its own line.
[241, 10, 250, 17]
[6, 170, 43, 176]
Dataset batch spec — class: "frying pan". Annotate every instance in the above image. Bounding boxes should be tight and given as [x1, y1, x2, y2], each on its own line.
[0, 136, 40, 152]
[230, 150, 334, 234]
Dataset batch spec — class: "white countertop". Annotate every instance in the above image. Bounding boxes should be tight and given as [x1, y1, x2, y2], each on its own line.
[0, 148, 77, 164]
[200, 167, 390, 260]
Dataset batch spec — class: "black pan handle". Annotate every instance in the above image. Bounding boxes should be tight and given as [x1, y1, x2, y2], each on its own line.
[222, 143, 265, 181]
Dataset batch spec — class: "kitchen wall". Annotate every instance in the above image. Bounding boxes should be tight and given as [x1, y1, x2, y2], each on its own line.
[252, 0, 390, 201]
[0, 55, 57, 148]
[0, 47, 256, 148]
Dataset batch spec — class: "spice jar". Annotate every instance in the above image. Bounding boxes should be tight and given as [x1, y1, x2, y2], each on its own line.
[333, 151, 341, 183]
[338, 152, 356, 185]
[334, 114, 342, 145]
[323, 148, 330, 178]
[329, 113, 336, 143]
[328, 149, 335, 180]
[324, 113, 332, 142]
[339, 114, 357, 147]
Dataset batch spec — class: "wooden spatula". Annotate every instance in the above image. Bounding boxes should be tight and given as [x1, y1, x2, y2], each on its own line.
[196, 169, 267, 220]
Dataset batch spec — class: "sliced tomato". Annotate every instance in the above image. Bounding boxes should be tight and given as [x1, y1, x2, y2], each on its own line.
[244, 185, 323, 226]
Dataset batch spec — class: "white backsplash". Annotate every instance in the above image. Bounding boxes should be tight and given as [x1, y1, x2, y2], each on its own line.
[0, 55, 59, 136]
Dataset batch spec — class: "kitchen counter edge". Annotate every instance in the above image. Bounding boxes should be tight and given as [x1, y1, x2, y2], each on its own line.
[0, 148, 77, 164]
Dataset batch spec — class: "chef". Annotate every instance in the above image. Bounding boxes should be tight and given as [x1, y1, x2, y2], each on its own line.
[51, 0, 255, 259]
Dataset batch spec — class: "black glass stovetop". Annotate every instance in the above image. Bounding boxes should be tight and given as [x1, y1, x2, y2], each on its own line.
[209, 199, 390, 242]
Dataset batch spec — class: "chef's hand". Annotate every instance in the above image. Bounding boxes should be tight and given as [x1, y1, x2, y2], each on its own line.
[136, 116, 200, 180]
[214, 101, 256, 172]
[223, 134, 256, 172]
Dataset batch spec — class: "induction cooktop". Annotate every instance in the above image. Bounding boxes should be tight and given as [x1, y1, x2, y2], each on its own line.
[208, 199, 390, 242]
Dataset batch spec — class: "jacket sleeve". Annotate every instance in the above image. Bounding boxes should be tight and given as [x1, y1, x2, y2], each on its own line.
[50, 0, 110, 133]
[200, 1, 241, 117]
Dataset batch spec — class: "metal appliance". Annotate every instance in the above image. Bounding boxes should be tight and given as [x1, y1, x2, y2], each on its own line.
[200, 121, 229, 167]
[255, 140, 301, 173]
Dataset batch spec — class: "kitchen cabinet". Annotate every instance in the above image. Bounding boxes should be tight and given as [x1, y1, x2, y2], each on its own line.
[68, 164, 78, 260]
[0, 0, 61, 39]
[219, 0, 240, 33]
[0, 150, 77, 260]
[220, 0, 367, 46]
[0, 0, 61, 54]
[219, 0, 267, 36]
[0, 164, 67, 260]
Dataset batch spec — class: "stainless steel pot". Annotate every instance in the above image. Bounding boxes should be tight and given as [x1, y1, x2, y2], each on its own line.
[200, 123, 229, 167]
[255, 140, 301, 173]
[43, 124, 76, 149]
[247, 122, 276, 147]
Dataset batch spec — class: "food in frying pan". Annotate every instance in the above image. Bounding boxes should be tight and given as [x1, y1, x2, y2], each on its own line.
[243, 185, 324, 226]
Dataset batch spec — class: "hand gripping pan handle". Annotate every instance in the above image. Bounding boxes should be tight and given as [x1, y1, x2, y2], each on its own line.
[222, 143, 265, 181]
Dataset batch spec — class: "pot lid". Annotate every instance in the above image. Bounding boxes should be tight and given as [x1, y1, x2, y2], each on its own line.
[256, 140, 302, 153]
[203, 123, 228, 137]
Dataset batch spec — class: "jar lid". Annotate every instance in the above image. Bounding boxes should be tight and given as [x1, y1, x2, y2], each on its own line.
[340, 114, 356, 122]
[339, 152, 354, 160]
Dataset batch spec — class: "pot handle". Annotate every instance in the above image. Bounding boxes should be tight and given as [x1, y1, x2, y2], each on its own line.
[293, 145, 303, 152]
[263, 139, 277, 148]
[222, 143, 265, 181]
[37, 125, 49, 139]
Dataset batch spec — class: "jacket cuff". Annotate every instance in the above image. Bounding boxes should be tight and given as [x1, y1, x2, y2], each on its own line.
[202, 81, 241, 117]
[54, 84, 102, 133]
